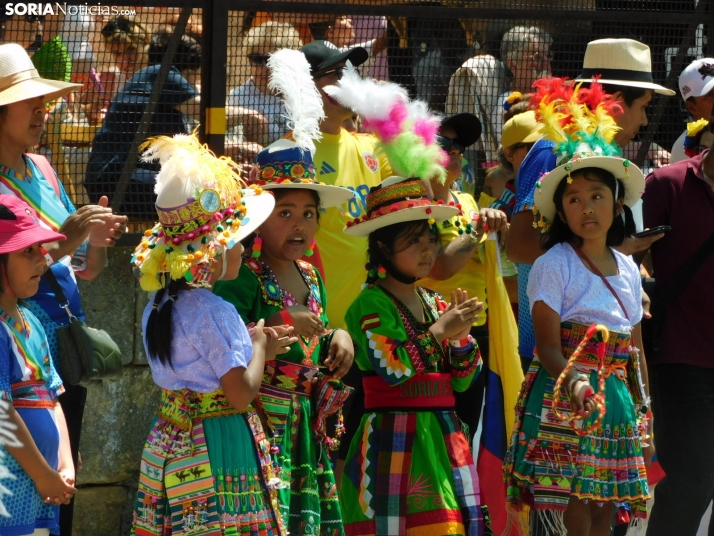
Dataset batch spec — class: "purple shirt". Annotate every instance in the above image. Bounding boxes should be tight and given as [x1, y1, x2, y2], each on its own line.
[142, 288, 253, 391]
[643, 151, 714, 368]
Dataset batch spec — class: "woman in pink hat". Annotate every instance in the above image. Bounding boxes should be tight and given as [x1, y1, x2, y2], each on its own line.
[0, 194, 77, 536]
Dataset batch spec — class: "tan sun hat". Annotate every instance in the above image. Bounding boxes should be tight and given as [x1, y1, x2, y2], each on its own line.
[575, 38, 675, 96]
[0, 44, 82, 106]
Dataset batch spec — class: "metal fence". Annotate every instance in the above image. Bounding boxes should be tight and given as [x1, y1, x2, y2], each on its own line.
[3, 0, 711, 230]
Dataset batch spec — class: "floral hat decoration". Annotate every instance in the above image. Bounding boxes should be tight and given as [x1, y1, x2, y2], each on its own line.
[530, 77, 646, 232]
[248, 49, 355, 209]
[322, 62, 460, 236]
[683, 118, 713, 159]
[132, 132, 275, 290]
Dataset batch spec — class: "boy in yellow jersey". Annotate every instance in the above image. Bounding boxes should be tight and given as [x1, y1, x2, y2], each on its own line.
[297, 40, 393, 330]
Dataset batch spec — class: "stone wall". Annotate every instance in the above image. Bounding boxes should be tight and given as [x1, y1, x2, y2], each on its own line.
[73, 245, 160, 535]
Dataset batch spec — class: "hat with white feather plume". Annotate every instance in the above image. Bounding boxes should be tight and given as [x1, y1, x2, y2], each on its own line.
[249, 49, 355, 208]
[132, 131, 275, 290]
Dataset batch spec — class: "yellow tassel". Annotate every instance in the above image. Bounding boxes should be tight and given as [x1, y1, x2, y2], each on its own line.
[166, 250, 191, 280]
[139, 274, 163, 292]
[140, 249, 163, 278]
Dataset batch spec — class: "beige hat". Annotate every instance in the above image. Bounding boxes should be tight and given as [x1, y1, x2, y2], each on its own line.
[502, 111, 542, 147]
[575, 38, 675, 96]
[0, 44, 82, 106]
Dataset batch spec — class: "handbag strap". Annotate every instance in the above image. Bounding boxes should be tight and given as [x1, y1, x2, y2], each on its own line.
[570, 243, 630, 321]
[42, 268, 78, 323]
[651, 227, 714, 316]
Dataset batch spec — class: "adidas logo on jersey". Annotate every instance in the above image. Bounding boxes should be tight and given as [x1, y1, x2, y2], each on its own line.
[320, 162, 336, 175]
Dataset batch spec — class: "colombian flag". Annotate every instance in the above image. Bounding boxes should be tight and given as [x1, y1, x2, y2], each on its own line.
[478, 236, 525, 535]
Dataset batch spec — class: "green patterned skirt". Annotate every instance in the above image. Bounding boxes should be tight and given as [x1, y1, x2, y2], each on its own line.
[257, 359, 346, 536]
[131, 388, 285, 535]
[503, 322, 650, 533]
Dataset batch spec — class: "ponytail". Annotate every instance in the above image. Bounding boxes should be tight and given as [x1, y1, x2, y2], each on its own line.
[144, 278, 188, 367]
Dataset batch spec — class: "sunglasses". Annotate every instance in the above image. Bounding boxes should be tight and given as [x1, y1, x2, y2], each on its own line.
[101, 17, 134, 38]
[247, 54, 270, 67]
[313, 66, 346, 80]
[437, 135, 466, 154]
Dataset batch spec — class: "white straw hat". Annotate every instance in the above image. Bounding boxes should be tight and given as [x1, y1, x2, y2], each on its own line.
[0, 43, 81, 106]
[575, 38, 675, 96]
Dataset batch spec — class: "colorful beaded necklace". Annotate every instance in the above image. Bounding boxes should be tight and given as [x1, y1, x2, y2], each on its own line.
[0, 305, 31, 339]
[0, 159, 33, 183]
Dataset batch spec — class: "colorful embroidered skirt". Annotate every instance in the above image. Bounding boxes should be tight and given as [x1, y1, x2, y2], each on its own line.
[503, 322, 650, 533]
[257, 359, 345, 536]
[340, 409, 490, 536]
[131, 388, 285, 536]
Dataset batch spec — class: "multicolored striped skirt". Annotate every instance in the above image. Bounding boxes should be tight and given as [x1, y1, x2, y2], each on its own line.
[503, 322, 650, 534]
[131, 388, 285, 535]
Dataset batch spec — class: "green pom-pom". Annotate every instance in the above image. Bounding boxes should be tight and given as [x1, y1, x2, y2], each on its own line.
[305, 249, 314, 257]
[186, 244, 195, 252]
[216, 224, 224, 232]
[457, 228, 464, 235]
[201, 236, 209, 244]
[165, 246, 173, 253]
[251, 250, 261, 259]
[148, 242, 155, 249]
[151, 229, 159, 236]
[535, 180, 542, 188]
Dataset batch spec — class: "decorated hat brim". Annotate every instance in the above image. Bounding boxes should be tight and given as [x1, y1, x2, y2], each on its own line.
[534, 155, 645, 222]
[236, 190, 276, 241]
[344, 205, 459, 237]
[573, 76, 675, 96]
[260, 182, 355, 209]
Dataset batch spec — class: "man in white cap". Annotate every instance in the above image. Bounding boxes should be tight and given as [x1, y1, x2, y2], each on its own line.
[670, 58, 714, 162]
[507, 38, 671, 371]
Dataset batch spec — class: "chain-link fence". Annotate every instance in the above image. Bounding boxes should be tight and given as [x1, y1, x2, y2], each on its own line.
[2, 0, 710, 228]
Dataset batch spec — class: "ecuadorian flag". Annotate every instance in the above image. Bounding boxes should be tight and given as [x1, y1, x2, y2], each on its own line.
[478, 236, 525, 535]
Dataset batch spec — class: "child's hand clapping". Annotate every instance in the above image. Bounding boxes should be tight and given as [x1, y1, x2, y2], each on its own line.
[249, 319, 298, 359]
[285, 305, 327, 338]
[430, 289, 483, 343]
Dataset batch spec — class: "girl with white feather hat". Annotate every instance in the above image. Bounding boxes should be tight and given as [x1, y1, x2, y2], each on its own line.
[215, 49, 356, 536]
[130, 133, 295, 536]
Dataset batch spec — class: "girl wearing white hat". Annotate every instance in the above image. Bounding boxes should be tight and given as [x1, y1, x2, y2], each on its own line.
[503, 80, 653, 535]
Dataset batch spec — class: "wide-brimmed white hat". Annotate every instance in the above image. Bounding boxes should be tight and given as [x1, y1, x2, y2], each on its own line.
[344, 176, 459, 237]
[0, 44, 81, 106]
[249, 139, 355, 208]
[575, 39, 675, 96]
[534, 152, 645, 224]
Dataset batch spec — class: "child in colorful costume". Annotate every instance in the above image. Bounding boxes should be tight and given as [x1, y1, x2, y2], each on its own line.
[503, 82, 653, 535]
[326, 66, 491, 536]
[0, 195, 76, 536]
[131, 133, 294, 536]
[214, 49, 356, 536]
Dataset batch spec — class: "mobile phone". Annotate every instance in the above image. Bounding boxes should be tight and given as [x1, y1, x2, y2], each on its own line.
[634, 226, 671, 238]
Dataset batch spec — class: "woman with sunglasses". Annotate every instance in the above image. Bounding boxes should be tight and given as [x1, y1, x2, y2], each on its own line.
[228, 22, 303, 148]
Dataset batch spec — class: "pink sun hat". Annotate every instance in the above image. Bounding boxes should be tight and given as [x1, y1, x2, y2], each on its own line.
[0, 195, 66, 254]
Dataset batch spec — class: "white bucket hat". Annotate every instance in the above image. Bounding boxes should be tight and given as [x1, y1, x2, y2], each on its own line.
[0, 43, 82, 106]
[575, 38, 675, 96]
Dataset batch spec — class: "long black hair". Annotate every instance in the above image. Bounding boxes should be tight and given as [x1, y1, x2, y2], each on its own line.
[366, 219, 438, 285]
[541, 167, 636, 250]
[144, 278, 190, 367]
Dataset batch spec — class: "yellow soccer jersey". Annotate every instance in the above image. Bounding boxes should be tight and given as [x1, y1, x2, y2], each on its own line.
[421, 191, 487, 326]
[312, 129, 393, 329]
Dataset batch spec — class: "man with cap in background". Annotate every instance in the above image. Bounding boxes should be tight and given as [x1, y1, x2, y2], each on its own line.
[671, 57, 714, 163]
[506, 38, 671, 372]
[297, 40, 393, 331]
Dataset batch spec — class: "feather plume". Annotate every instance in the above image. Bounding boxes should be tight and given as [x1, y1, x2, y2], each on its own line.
[323, 61, 409, 121]
[325, 65, 447, 183]
[267, 49, 324, 154]
[141, 130, 243, 202]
